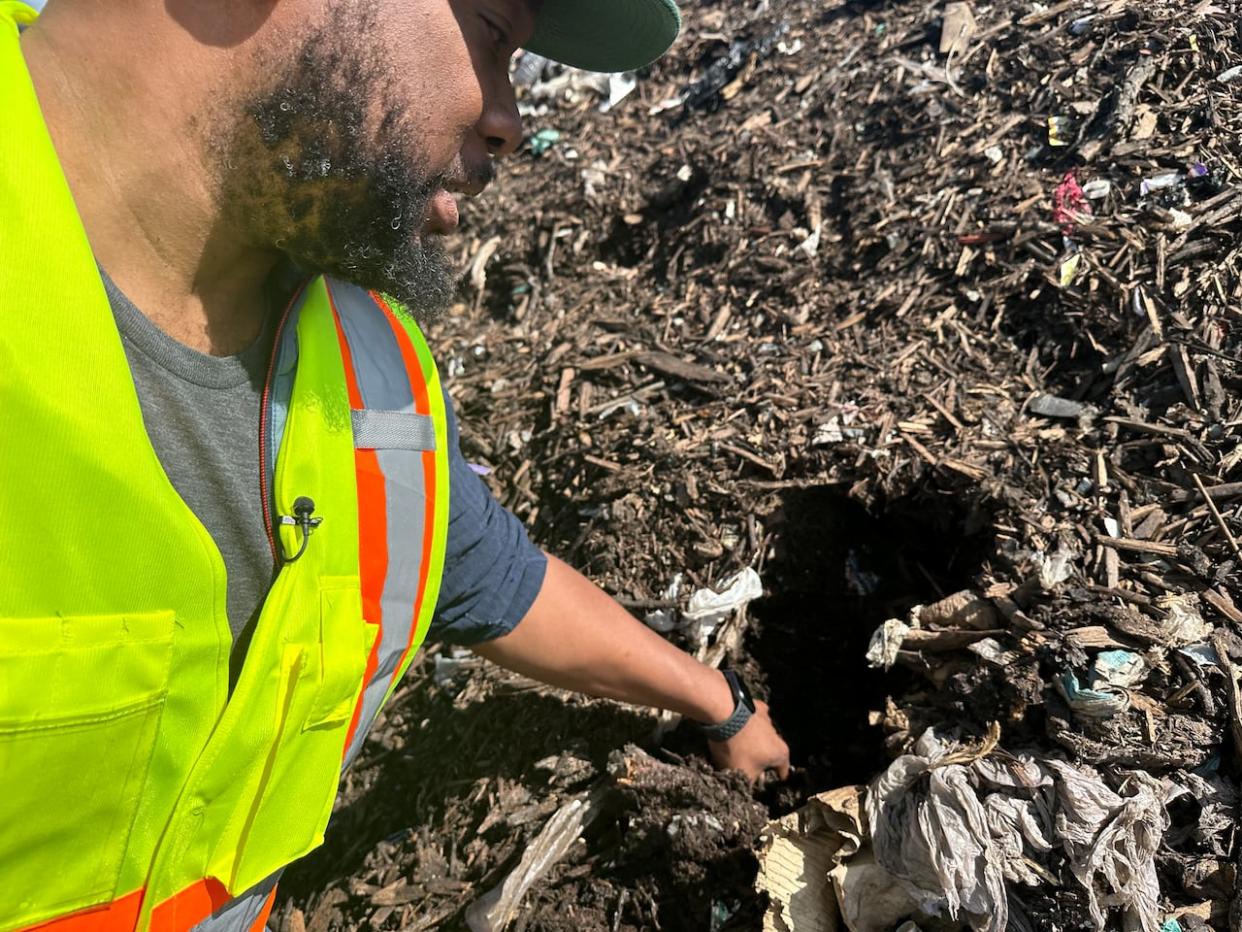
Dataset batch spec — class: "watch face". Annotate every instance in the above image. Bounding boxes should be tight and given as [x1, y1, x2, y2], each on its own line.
[727, 670, 756, 712]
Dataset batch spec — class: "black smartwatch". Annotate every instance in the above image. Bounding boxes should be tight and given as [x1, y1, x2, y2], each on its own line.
[692, 669, 755, 741]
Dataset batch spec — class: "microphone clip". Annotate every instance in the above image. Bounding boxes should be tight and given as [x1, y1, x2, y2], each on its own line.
[278, 496, 323, 563]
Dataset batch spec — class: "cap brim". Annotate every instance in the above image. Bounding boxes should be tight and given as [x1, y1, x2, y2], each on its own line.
[524, 0, 680, 73]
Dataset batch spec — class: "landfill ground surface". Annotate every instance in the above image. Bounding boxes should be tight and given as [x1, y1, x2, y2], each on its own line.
[275, 0, 1242, 929]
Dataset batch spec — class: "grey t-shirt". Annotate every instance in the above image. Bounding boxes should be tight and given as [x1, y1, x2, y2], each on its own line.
[103, 271, 546, 676]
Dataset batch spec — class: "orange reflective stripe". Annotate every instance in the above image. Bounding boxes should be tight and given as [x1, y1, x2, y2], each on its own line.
[26, 889, 144, 932]
[247, 888, 276, 932]
[329, 296, 388, 755]
[149, 878, 230, 932]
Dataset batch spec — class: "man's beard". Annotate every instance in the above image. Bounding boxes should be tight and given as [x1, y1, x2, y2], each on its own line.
[217, 5, 456, 321]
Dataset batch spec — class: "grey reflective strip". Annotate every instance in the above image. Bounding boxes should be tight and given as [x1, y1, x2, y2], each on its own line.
[192, 870, 282, 932]
[265, 289, 305, 506]
[352, 408, 436, 451]
[328, 279, 430, 766]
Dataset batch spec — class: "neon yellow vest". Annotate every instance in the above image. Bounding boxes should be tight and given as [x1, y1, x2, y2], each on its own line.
[0, 4, 449, 929]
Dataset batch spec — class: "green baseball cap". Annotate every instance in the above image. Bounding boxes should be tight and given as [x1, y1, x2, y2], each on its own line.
[525, 0, 681, 73]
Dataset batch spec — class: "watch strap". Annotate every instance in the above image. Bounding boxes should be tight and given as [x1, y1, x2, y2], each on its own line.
[693, 670, 754, 742]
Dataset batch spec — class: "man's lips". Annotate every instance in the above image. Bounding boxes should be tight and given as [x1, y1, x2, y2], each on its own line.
[422, 189, 460, 235]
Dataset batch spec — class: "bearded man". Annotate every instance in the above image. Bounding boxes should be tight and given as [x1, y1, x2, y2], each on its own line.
[0, 1, 789, 928]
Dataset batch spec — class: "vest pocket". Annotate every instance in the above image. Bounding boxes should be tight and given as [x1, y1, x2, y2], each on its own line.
[0, 612, 173, 930]
[225, 580, 369, 894]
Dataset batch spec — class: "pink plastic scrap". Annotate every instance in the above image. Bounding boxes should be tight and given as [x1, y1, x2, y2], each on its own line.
[1052, 170, 1093, 234]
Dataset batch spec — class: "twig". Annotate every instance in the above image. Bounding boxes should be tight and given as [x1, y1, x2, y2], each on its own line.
[1193, 473, 1242, 561]
[1095, 536, 1178, 557]
[1210, 634, 1242, 772]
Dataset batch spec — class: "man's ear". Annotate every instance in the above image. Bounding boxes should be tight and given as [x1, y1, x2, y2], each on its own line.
[164, 0, 279, 49]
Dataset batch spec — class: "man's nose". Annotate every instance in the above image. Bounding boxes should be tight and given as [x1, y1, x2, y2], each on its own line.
[477, 85, 523, 158]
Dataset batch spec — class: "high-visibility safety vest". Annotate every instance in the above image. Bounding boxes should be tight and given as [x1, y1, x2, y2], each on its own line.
[0, 4, 450, 929]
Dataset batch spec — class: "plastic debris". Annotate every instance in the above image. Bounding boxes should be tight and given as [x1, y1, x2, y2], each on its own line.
[1047, 115, 1074, 147]
[867, 728, 1181, 932]
[682, 567, 763, 643]
[866, 618, 911, 670]
[433, 646, 477, 687]
[1178, 643, 1221, 668]
[844, 548, 881, 596]
[1159, 595, 1212, 646]
[1029, 393, 1086, 419]
[1082, 178, 1112, 199]
[1053, 172, 1093, 233]
[1093, 650, 1148, 688]
[1060, 252, 1082, 288]
[812, 404, 866, 446]
[643, 573, 683, 634]
[1056, 669, 1131, 718]
[601, 73, 638, 113]
[528, 128, 562, 156]
[867, 590, 1003, 670]
[1140, 172, 1182, 197]
[511, 51, 550, 87]
[681, 21, 791, 112]
[757, 785, 926, 932]
[1034, 543, 1076, 590]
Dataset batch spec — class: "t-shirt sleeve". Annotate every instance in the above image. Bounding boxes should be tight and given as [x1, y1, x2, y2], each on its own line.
[425, 384, 547, 646]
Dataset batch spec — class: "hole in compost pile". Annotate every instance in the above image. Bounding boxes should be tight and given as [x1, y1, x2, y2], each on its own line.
[746, 486, 995, 804]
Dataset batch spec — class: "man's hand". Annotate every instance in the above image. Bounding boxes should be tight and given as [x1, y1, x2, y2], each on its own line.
[707, 700, 791, 783]
[475, 553, 793, 785]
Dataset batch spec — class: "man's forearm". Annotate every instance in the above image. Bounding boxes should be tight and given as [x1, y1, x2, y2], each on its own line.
[472, 553, 736, 725]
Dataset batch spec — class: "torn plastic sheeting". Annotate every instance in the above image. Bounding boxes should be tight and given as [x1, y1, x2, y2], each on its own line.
[829, 848, 929, 932]
[866, 728, 1181, 932]
[865, 618, 911, 670]
[1178, 643, 1221, 667]
[1177, 771, 1237, 855]
[1140, 172, 1182, 197]
[1093, 650, 1148, 688]
[1034, 544, 1076, 590]
[1056, 670, 1130, 718]
[1158, 595, 1212, 646]
[465, 790, 606, 932]
[644, 572, 683, 634]
[1046, 760, 1182, 932]
[683, 566, 763, 641]
[866, 590, 1004, 669]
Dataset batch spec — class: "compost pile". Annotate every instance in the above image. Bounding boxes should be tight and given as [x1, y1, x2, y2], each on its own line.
[276, 0, 1242, 929]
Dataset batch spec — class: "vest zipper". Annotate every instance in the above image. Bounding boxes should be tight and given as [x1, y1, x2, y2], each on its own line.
[259, 282, 307, 563]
